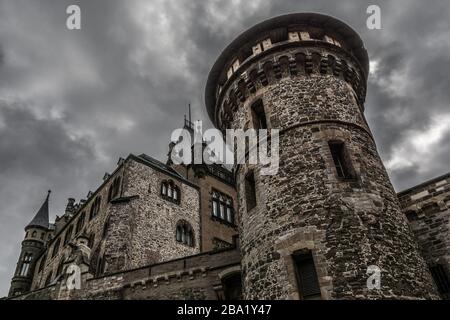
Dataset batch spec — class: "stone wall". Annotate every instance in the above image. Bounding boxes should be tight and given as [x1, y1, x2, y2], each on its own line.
[216, 36, 438, 299]
[12, 247, 241, 300]
[28, 154, 201, 292]
[399, 173, 450, 299]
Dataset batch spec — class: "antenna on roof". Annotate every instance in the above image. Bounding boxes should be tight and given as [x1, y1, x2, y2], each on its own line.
[188, 103, 192, 124]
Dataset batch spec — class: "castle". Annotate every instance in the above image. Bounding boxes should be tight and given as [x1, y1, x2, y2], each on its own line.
[7, 13, 450, 300]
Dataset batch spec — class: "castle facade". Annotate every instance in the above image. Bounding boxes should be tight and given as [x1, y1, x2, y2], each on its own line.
[7, 13, 450, 300]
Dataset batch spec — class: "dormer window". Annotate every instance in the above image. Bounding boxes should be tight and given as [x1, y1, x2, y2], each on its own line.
[89, 196, 102, 220]
[108, 176, 121, 202]
[161, 180, 180, 204]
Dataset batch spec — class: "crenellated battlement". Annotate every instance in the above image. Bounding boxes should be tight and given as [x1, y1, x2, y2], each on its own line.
[216, 44, 366, 131]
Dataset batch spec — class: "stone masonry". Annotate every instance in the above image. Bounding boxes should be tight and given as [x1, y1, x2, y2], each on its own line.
[205, 13, 439, 299]
[7, 12, 450, 300]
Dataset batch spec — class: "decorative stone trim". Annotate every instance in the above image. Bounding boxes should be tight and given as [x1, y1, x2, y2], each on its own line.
[216, 48, 366, 130]
[275, 227, 333, 300]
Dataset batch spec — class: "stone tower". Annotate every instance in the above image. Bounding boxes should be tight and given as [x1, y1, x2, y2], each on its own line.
[205, 13, 438, 299]
[8, 191, 51, 297]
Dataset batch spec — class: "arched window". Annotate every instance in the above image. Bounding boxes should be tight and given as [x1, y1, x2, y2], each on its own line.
[161, 180, 180, 204]
[31, 231, 37, 238]
[88, 233, 95, 248]
[89, 196, 102, 220]
[52, 238, 61, 258]
[108, 176, 121, 202]
[328, 140, 355, 180]
[75, 211, 85, 234]
[63, 225, 73, 245]
[175, 220, 194, 247]
[19, 253, 33, 277]
[212, 190, 234, 224]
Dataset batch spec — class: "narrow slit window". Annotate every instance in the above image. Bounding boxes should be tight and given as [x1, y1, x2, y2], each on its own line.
[328, 141, 353, 179]
[251, 100, 267, 130]
[293, 250, 321, 300]
[430, 264, 450, 294]
[245, 172, 257, 211]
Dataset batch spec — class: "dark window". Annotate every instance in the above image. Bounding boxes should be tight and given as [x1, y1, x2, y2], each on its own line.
[19, 253, 32, 277]
[430, 265, 450, 294]
[108, 176, 121, 202]
[52, 238, 61, 258]
[96, 257, 105, 277]
[88, 234, 95, 248]
[222, 273, 242, 300]
[40, 232, 45, 240]
[31, 231, 37, 238]
[75, 211, 85, 234]
[293, 250, 321, 300]
[328, 141, 354, 180]
[251, 100, 267, 130]
[175, 220, 194, 247]
[160, 180, 180, 204]
[245, 172, 257, 211]
[63, 225, 73, 245]
[89, 196, 102, 220]
[405, 210, 418, 222]
[212, 191, 234, 224]
[102, 217, 110, 239]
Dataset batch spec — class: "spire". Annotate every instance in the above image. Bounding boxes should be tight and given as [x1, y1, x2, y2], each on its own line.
[26, 190, 50, 230]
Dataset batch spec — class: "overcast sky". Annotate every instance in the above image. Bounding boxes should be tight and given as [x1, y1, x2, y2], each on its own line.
[0, 0, 449, 296]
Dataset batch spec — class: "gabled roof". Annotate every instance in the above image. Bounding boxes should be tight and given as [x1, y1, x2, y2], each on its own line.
[26, 190, 51, 230]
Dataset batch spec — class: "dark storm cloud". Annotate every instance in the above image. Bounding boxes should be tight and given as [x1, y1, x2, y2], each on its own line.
[0, 0, 449, 295]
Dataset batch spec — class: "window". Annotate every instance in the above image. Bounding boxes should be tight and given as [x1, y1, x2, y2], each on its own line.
[161, 180, 180, 204]
[175, 220, 194, 247]
[40, 233, 45, 240]
[328, 141, 354, 180]
[31, 231, 37, 238]
[19, 253, 32, 277]
[430, 265, 450, 295]
[96, 256, 105, 277]
[108, 176, 121, 202]
[251, 100, 267, 130]
[63, 225, 73, 245]
[75, 211, 85, 234]
[221, 273, 243, 300]
[52, 238, 61, 258]
[89, 196, 102, 220]
[293, 250, 321, 300]
[245, 172, 257, 211]
[212, 191, 234, 224]
[88, 233, 95, 248]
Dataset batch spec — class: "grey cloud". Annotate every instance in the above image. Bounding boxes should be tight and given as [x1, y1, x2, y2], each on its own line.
[0, 0, 449, 296]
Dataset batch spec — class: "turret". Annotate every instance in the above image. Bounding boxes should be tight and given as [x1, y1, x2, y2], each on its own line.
[8, 190, 51, 297]
[205, 13, 438, 299]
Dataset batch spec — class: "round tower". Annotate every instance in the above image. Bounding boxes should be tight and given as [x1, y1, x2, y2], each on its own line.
[205, 13, 438, 299]
[9, 191, 51, 297]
